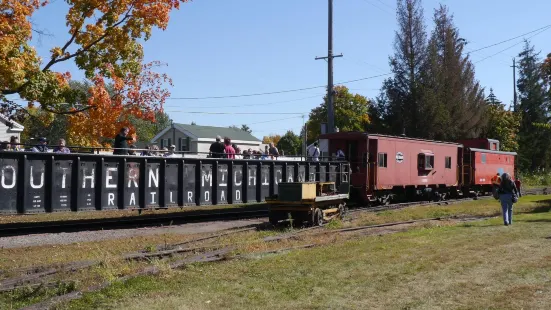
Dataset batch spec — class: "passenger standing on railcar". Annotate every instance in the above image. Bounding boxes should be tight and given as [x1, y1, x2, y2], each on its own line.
[209, 136, 225, 158]
[498, 173, 519, 226]
[113, 127, 135, 155]
[224, 137, 236, 159]
[309, 142, 320, 162]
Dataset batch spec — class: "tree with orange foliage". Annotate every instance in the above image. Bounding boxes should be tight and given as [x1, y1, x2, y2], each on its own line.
[262, 135, 282, 146]
[0, 0, 186, 118]
[67, 62, 172, 147]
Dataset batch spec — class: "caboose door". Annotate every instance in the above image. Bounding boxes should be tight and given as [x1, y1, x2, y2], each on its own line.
[348, 139, 367, 189]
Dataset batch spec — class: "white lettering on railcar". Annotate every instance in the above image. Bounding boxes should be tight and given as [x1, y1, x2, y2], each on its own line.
[149, 168, 158, 188]
[60, 167, 69, 189]
[108, 193, 115, 206]
[220, 190, 225, 202]
[274, 169, 282, 185]
[127, 168, 138, 188]
[248, 169, 256, 186]
[204, 191, 210, 202]
[187, 191, 194, 203]
[234, 170, 242, 186]
[169, 192, 175, 203]
[105, 167, 117, 189]
[202, 170, 212, 187]
[150, 192, 156, 204]
[219, 167, 228, 187]
[1, 166, 16, 189]
[82, 168, 95, 189]
[235, 190, 241, 201]
[30, 166, 44, 189]
[262, 169, 269, 186]
[129, 192, 136, 206]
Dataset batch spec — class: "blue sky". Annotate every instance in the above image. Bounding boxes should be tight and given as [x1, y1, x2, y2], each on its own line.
[20, 0, 551, 139]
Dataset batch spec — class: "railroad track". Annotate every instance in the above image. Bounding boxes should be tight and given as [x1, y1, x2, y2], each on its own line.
[0, 207, 268, 237]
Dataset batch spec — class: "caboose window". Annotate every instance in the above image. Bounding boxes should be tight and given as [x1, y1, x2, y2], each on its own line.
[418, 153, 434, 170]
[445, 156, 452, 169]
[481, 154, 487, 164]
[378, 153, 387, 168]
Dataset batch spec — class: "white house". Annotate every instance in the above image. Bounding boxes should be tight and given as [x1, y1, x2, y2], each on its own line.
[0, 114, 24, 142]
[151, 123, 262, 157]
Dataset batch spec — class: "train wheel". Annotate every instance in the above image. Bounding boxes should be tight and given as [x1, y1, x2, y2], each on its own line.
[312, 208, 323, 227]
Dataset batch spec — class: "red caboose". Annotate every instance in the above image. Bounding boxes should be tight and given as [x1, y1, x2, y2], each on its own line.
[320, 133, 462, 203]
[459, 138, 516, 194]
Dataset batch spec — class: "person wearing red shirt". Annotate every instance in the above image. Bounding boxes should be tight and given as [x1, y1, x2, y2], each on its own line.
[514, 177, 522, 197]
[223, 137, 235, 159]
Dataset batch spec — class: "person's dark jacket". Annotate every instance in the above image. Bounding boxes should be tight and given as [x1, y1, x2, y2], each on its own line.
[114, 134, 133, 155]
[209, 142, 225, 158]
[499, 179, 518, 195]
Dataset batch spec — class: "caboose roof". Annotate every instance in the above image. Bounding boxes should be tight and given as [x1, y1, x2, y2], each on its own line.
[468, 147, 517, 156]
[319, 132, 462, 146]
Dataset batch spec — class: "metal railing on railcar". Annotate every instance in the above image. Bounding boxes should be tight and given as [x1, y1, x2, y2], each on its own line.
[0, 145, 350, 214]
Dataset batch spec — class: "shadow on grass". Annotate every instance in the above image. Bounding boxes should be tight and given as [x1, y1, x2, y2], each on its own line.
[527, 200, 551, 213]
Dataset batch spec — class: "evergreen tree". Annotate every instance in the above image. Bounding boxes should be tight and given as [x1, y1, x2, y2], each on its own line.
[421, 5, 486, 140]
[380, 0, 428, 137]
[516, 41, 550, 170]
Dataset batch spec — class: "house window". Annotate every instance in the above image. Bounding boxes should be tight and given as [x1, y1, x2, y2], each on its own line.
[378, 153, 387, 168]
[481, 153, 487, 164]
[445, 156, 452, 169]
[168, 138, 172, 147]
[179, 137, 190, 152]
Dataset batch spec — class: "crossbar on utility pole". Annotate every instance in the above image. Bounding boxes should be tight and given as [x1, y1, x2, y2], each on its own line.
[316, 0, 342, 134]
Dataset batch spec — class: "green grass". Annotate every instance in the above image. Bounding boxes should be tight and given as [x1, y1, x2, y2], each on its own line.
[59, 207, 551, 310]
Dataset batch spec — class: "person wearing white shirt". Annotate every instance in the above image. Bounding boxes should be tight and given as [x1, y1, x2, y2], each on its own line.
[309, 142, 320, 162]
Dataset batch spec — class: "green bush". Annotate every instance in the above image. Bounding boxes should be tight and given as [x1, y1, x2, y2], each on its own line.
[518, 171, 551, 187]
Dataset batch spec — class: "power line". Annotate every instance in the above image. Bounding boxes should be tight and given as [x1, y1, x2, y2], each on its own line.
[164, 94, 322, 109]
[359, 0, 393, 16]
[248, 116, 304, 125]
[473, 26, 551, 64]
[374, 0, 394, 10]
[165, 111, 305, 115]
[167, 73, 391, 100]
[467, 24, 551, 54]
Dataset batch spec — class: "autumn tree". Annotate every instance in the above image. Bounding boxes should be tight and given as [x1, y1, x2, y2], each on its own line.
[307, 86, 370, 143]
[480, 89, 520, 152]
[262, 135, 281, 145]
[66, 62, 172, 147]
[277, 130, 302, 155]
[1, 0, 184, 118]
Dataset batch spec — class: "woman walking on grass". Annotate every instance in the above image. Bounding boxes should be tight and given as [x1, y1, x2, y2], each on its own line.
[499, 173, 519, 226]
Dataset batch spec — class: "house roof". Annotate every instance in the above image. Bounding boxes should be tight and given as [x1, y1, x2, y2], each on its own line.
[0, 114, 24, 132]
[151, 123, 261, 143]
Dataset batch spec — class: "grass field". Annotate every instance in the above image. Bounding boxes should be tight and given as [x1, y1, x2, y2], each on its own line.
[3, 196, 551, 309]
[62, 197, 551, 310]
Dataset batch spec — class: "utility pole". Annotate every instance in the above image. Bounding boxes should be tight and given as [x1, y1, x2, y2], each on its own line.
[512, 58, 518, 112]
[316, 0, 342, 134]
